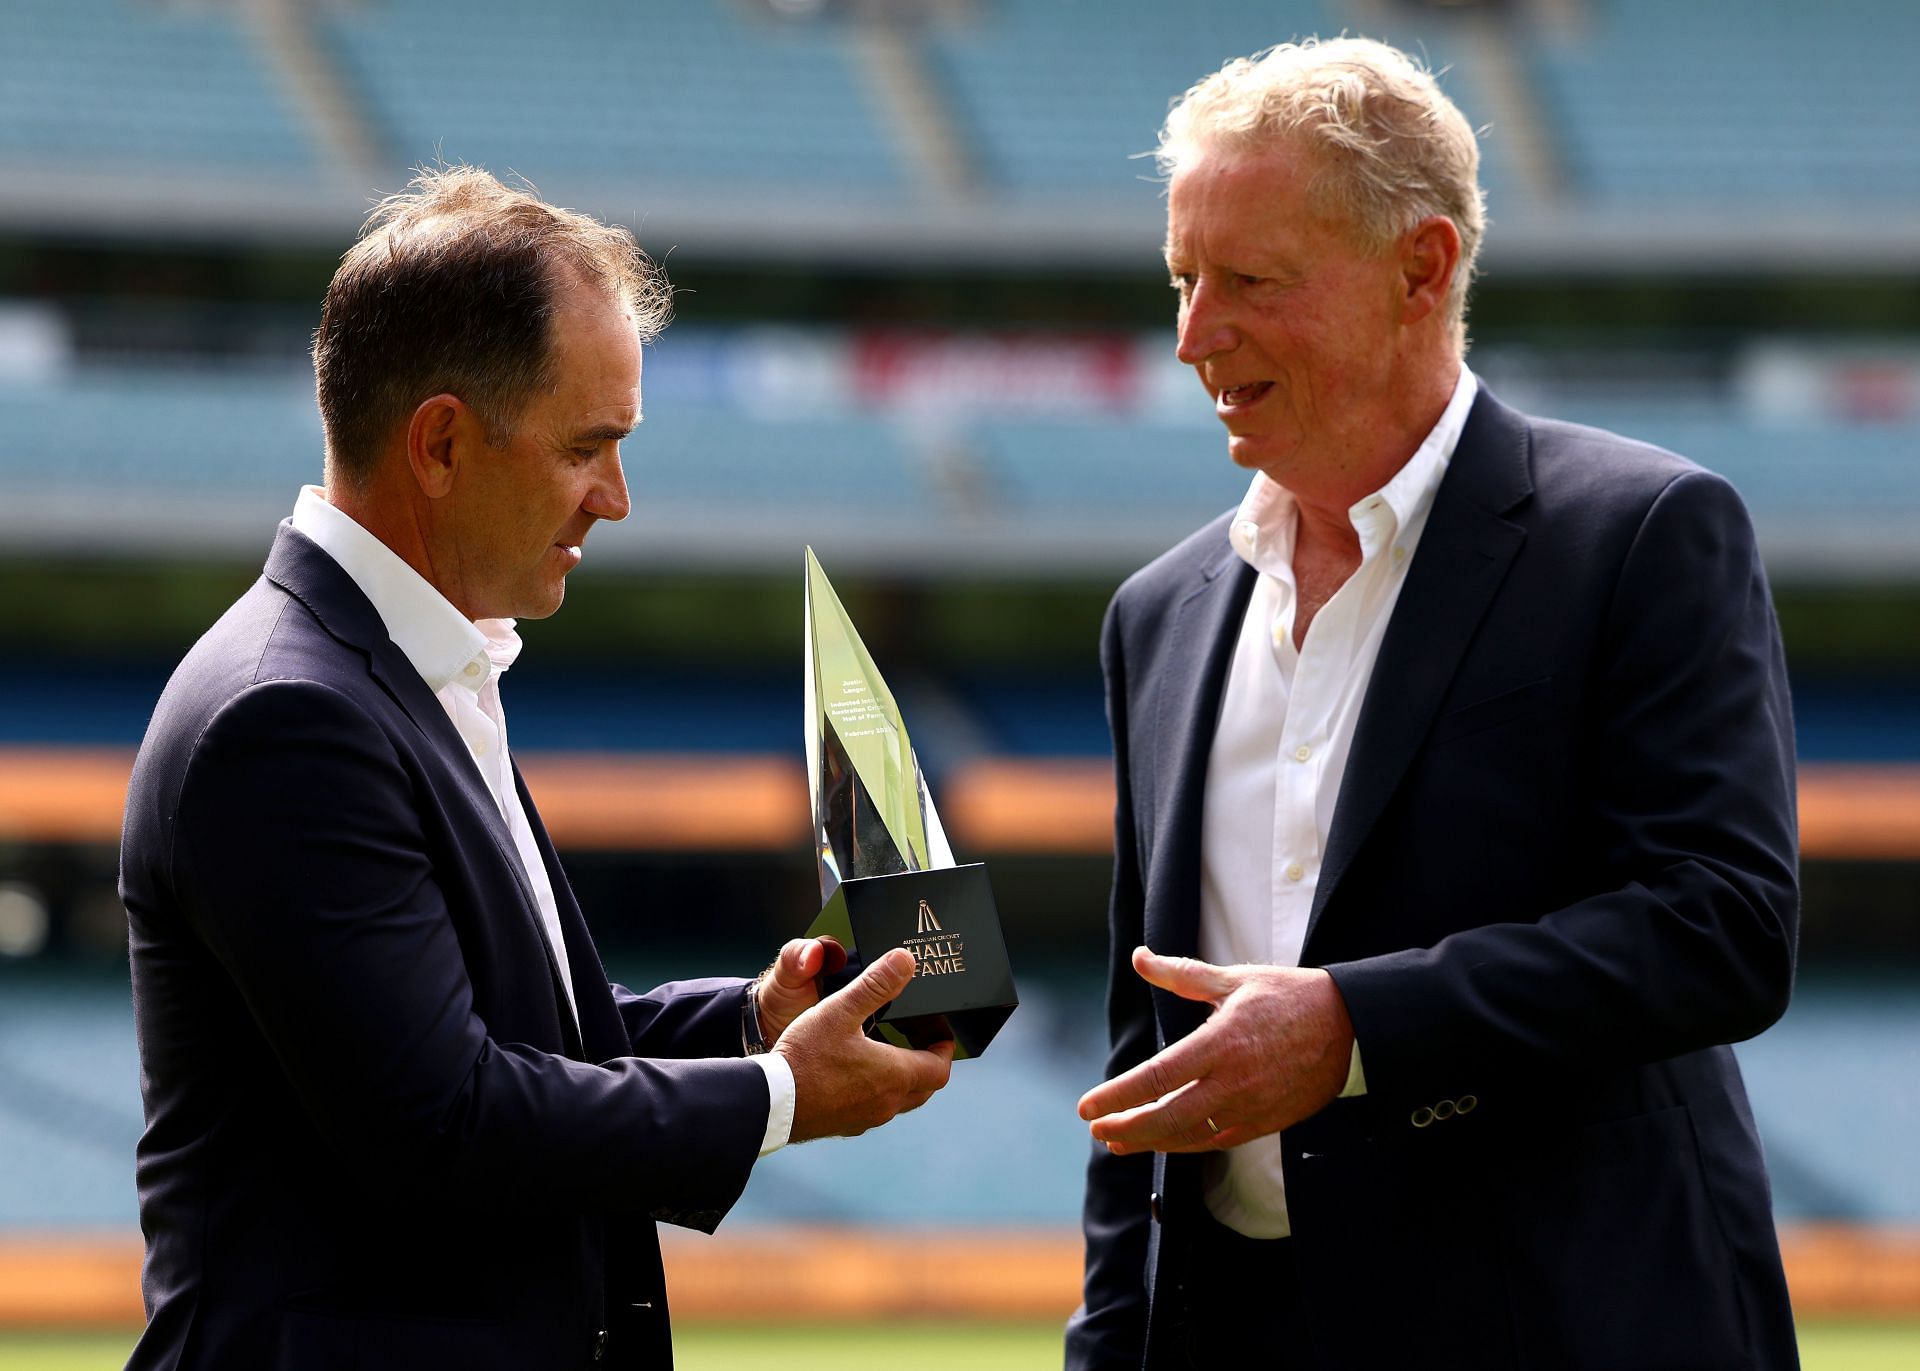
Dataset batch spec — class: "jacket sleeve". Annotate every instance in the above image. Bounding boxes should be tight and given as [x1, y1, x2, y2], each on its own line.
[611, 978, 754, 1060]
[1326, 469, 1799, 1096]
[1066, 593, 1159, 1371]
[169, 677, 768, 1226]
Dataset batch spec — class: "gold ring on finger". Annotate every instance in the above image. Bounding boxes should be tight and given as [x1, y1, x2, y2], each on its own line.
[1205, 1116, 1221, 1135]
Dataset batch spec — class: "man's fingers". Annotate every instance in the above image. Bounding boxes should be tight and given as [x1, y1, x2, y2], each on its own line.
[829, 947, 917, 1021]
[899, 1037, 956, 1096]
[1105, 1121, 1241, 1156]
[1088, 1078, 1244, 1153]
[896, 1048, 955, 1115]
[921, 1036, 956, 1078]
[1076, 1031, 1212, 1121]
[1088, 1078, 1214, 1148]
[772, 937, 824, 985]
[1132, 946, 1234, 1002]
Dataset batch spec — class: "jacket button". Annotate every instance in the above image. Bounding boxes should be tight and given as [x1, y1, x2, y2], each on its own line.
[1433, 1099, 1456, 1121]
[1458, 1094, 1478, 1115]
[592, 1329, 608, 1361]
[1411, 1106, 1435, 1128]
[1149, 1191, 1163, 1224]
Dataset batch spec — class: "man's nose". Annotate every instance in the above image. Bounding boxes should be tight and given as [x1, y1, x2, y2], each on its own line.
[1175, 280, 1235, 366]
[587, 450, 631, 522]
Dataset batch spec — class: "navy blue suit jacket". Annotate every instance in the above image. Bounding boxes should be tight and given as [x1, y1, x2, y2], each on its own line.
[121, 525, 770, 1370]
[1068, 390, 1801, 1370]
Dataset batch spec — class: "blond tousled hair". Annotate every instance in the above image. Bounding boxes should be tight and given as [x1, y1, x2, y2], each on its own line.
[1157, 37, 1485, 343]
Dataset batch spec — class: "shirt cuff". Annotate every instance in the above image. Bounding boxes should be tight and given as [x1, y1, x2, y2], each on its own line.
[1338, 1039, 1368, 1098]
[750, 1051, 795, 1157]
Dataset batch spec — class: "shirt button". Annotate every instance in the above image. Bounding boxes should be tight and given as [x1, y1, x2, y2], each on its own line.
[1293, 744, 1312, 763]
[1394, 546, 1407, 561]
[463, 661, 483, 679]
[1285, 862, 1305, 882]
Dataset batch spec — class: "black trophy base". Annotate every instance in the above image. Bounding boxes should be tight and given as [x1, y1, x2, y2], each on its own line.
[806, 863, 1015, 1060]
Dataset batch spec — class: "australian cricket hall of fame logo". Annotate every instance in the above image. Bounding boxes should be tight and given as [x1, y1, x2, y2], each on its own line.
[904, 899, 966, 977]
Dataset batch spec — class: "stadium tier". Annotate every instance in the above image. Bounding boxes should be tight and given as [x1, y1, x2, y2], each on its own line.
[1530, 0, 1920, 203]
[924, 0, 1517, 209]
[0, 0, 311, 174]
[3, 331, 1918, 573]
[321, 0, 909, 193]
[1, 0, 1914, 261]
[2, 968, 1916, 1234]
[926, 0, 1340, 196]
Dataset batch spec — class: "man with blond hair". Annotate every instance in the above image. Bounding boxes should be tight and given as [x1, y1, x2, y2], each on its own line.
[122, 168, 953, 1370]
[1070, 38, 1798, 1370]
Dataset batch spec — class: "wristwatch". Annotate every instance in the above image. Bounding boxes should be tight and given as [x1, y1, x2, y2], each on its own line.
[742, 979, 769, 1055]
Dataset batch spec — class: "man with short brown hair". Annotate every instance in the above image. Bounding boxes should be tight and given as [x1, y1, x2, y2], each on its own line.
[123, 167, 952, 1370]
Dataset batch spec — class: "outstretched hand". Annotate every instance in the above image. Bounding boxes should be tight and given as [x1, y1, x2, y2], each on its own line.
[1075, 947, 1354, 1155]
[775, 948, 954, 1143]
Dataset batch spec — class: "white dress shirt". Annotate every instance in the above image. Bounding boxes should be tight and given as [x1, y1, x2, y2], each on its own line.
[1198, 367, 1479, 1238]
[290, 487, 794, 1156]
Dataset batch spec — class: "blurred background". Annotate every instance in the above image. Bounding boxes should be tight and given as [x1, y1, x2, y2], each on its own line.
[1, 0, 1918, 1366]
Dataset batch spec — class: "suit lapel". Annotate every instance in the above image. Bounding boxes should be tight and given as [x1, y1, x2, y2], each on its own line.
[1148, 541, 1255, 1042]
[1305, 390, 1534, 948]
[263, 523, 586, 1052]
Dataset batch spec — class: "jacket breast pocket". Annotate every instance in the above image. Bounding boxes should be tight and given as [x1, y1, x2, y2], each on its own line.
[1428, 676, 1555, 748]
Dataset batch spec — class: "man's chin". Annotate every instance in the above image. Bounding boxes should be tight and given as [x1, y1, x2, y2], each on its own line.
[1225, 432, 1275, 473]
[1224, 429, 1309, 483]
[510, 581, 568, 621]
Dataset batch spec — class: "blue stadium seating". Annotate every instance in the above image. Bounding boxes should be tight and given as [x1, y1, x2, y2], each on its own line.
[2, 968, 1914, 1229]
[0, 0, 311, 172]
[1530, 0, 1920, 202]
[0, 976, 143, 1227]
[633, 409, 929, 514]
[1735, 976, 1920, 1223]
[320, 0, 907, 193]
[0, 371, 322, 495]
[1, 0, 1914, 213]
[1540, 402, 1920, 517]
[5, 362, 1919, 572]
[0, 372, 932, 517]
[925, 1, 1517, 209]
[964, 415, 1242, 513]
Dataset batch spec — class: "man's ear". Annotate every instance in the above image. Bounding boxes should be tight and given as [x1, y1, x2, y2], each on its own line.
[1398, 216, 1462, 328]
[405, 394, 471, 499]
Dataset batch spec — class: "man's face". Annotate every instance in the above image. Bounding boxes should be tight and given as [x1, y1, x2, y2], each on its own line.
[452, 280, 638, 620]
[1165, 139, 1408, 489]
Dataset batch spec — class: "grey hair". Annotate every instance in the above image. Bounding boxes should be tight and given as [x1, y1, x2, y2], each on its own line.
[1157, 37, 1485, 344]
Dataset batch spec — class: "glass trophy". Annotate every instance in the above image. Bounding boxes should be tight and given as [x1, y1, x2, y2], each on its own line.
[804, 548, 1016, 1060]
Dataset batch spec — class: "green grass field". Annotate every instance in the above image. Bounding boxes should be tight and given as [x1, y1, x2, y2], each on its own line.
[4, 1320, 1919, 1369]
